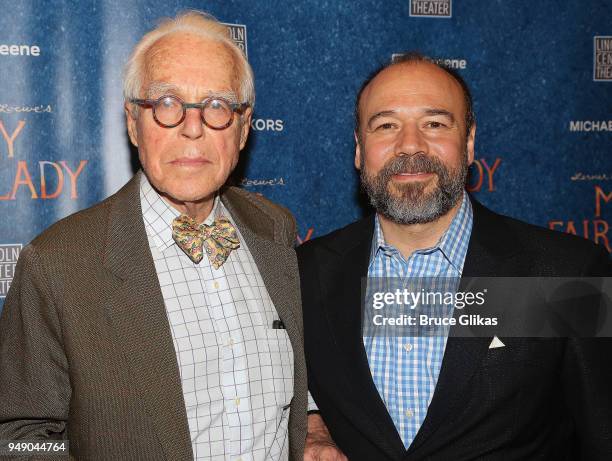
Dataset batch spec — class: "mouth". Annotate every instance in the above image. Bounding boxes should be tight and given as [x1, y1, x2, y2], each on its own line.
[169, 157, 211, 167]
[391, 172, 435, 181]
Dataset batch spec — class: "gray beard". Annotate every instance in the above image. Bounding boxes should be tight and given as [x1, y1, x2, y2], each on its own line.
[360, 150, 468, 225]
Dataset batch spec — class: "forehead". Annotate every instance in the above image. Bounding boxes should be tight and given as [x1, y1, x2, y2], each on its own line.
[360, 62, 466, 120]
[143, 32, 238, 94]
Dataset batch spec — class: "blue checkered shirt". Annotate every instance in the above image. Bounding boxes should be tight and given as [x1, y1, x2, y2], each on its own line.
[363, 192, 473, 449]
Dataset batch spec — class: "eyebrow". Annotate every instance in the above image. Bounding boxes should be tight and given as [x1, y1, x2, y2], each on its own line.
[367, 110, 396, 127]
[145, 82, 180, 98]
[367, 107, 456, 127]
[145, 82, 239, 103]
[423, 108, 456, 123]
[212, 90, 239, 103]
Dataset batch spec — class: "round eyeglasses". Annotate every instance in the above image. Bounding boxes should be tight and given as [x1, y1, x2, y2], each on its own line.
[130, 95, 249, 130]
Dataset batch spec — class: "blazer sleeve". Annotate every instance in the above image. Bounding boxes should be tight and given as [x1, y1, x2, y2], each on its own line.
[0, 244, 71, 444]
[296, 243, 322, 402]
[561, 245, 612, 460]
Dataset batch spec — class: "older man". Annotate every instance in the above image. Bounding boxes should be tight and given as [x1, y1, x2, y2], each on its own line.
[299, 53, 612, 460]
[0, 11, 329, 461]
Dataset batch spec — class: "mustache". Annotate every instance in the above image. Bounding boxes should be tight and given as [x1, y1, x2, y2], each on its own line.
[379, 153, 447, 177]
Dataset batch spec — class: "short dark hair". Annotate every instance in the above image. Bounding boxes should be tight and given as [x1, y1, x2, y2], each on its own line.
[354, 52, 475, 139]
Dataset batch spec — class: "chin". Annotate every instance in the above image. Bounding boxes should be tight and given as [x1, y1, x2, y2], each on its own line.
[170, 189, 216, 203]
[148, 170, 227, 201]
[155, 181, 214, 203]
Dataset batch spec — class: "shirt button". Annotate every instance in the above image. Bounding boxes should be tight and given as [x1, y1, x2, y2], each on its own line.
[406, 409, 414, 418]
[404, 344, 413, 352]
[235, 398, 241, 406]
[228, 338, 235, 346]
[213, 281, 220, 289]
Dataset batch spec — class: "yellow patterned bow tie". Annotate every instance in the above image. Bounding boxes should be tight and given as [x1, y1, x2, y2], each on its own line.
[171, 214, 240, 268]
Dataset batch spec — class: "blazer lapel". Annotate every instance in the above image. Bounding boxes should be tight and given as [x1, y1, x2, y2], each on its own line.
[319, 216, 406, 460]
[102, 173, 193, 461]
[407, 198, 521, 456]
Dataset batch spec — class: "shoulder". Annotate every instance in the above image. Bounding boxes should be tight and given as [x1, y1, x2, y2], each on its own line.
[473, 200, 610, 275]
[29, 173, 140, 259]
[225, 186, 294, 223]
[9, 194, 117, 301]
[223, 186, 297, 246]
[29, 196, 114, 258]
[297, 215, 374, 259]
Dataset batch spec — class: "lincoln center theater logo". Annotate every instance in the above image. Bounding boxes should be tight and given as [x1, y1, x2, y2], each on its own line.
[0, 244, 21, 298]
[410, 0, 452, 18]
[224, 23, 248, 58]
[594, 36, 612, 81]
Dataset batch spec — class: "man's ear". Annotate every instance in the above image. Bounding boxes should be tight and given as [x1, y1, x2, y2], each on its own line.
[125, 103, 139, 147]
[239, 106, 253, 150]
[466, 123, 476, 165]
[354, 131, 362, 170]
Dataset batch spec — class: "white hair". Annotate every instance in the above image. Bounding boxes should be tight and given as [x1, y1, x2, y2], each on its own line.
[123, 10, 255, 109]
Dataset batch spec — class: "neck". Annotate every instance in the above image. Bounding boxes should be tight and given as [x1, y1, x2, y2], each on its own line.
[378, 197, 463, 259]
[161, 193, 216, 223]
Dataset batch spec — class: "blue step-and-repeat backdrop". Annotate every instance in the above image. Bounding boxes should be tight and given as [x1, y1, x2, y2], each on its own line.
[1, 0, 611, 309]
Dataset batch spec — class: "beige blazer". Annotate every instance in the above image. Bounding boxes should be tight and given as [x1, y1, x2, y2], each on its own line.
[0, 172, 307, 460]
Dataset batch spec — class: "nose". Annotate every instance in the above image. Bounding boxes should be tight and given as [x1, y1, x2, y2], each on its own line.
[396, 123, 427, 156]
[180, 107, 204, 139]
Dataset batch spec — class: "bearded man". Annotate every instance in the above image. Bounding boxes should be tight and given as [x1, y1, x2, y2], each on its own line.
[297, 53, 612, 461]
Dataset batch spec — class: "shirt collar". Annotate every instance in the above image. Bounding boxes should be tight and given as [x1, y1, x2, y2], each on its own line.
[139, 173, 220, 253]
[371, 191, 473, 273]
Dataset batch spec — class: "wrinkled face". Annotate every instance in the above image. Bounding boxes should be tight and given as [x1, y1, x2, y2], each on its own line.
[356, 62, 475, 224]
[126, 33, 251, 207]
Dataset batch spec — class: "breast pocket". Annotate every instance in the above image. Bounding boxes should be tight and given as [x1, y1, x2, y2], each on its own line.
[480, 338, 563, 369]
